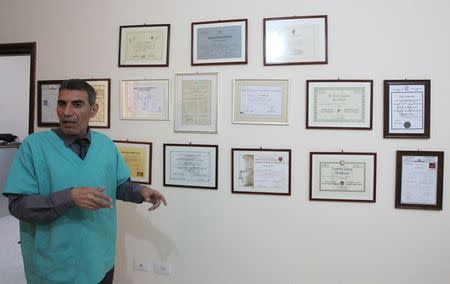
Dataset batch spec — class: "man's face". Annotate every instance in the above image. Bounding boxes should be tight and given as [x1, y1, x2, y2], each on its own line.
[57, 89, 98, 136]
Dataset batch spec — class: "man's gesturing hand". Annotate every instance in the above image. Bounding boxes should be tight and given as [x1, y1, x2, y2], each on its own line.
[140, 187, 167, 211]
[70, 187, 112, 210]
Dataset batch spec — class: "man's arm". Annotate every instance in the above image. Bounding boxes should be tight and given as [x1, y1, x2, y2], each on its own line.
[117, 180, 167, 210]
[116, 180, 145, 203]
[7, 187, 112, 223]
[7, 190, 74, 223]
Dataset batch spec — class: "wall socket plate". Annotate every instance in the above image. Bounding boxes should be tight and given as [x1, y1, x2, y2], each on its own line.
[133, 259, 151, 272]
[153, 261, 171, 276]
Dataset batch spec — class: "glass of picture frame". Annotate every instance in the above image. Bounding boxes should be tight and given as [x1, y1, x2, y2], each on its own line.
[263, 15, 328, 65]
[120, 79, 169, 120]
[306, 80, 373, 129]
[37, 80, 62, 126]
[233, 79, 289, 125]
[191, 19, 247, 65]
[37, 79, 111, 128]
[232, 148, 291, 195]
[163, 143, 218, 189]
[114, 140, 152, 184]
[174, 73, 218, 133]
[118, 24, 170, 67]
[309, 152, 377, 202]
[395, 150, 444, 210]
[383, 79, 431, 138]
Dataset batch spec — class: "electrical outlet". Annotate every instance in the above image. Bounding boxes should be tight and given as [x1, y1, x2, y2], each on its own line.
[133, 259, 151, 272]
[153, 261, 171, 276]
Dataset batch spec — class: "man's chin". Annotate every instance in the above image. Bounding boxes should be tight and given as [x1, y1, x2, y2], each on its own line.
[60, 125, 81, 136]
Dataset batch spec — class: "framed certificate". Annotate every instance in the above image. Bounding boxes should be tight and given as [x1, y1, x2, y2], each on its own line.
[120, 79, 169, 120]
[395, 151, 444, 210]
[191, 19, 247, 65]
[37, 80, 62, 126]
[383, 80, 430, 138]
[37, 79, 111, 128]
[86, 79, 111, 128]
[114, 140, 152, 184]
[264, 15, 327, 65]
[163, 144, 218, 189]
[232, 148, 291, 195]
[174, 73, 218, 133]
[119, 24, 170, 67]
[306, 80, 373, 129]
[233, 79, 289, 125]
[310, 152, 377, 202]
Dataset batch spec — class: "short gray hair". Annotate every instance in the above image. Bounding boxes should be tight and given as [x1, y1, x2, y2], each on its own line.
[59, 79, 96, 106]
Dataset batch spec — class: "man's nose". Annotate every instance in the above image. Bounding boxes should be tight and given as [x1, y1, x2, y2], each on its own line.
[63, 104, 74, 116]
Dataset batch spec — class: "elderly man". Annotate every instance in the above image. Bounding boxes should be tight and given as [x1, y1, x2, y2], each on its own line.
[3, 79, 167, 284]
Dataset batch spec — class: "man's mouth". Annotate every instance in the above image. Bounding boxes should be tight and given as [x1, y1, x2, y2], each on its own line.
[62, 120, 77, 125]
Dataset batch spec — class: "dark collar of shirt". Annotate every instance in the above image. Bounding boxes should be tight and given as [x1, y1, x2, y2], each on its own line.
[52, 128, 91, 159]
[52, 127, 91, 147]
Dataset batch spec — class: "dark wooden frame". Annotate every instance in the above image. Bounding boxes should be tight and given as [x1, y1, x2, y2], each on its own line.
[306, 79, 373, 130]
[231, 148, 291, 196]
[114, 140, 152, 184]
[263, 15, 328, 66]
[118, 24, 171, 67]
[395, 151, 444, 210]
[309, 152, 377, 202]
[0, 42, 36, 135]
[191, 18, 248, 66]
[383, 79, 431, 138]
[37, 78, 111, 128]
[163, 143, 219, 189]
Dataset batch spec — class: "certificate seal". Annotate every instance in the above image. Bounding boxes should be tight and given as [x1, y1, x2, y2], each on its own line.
[403, 121, 411, 128]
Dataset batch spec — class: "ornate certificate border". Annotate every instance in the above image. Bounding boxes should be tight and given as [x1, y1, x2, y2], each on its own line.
[310, 152, 377, 202]
[306, 80, 373, 129]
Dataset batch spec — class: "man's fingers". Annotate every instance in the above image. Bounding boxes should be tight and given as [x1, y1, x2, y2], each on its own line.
[88, 193, 112, 208]
[148, 200, 161, 211]
[147, 191, 168, 206]
[91, 191, 112, 202]
[71, 187, 112, 210]
[160, 195, 167, 206]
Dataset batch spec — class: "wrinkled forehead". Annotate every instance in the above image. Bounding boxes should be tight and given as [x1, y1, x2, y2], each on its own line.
[58, 89, 90, 102]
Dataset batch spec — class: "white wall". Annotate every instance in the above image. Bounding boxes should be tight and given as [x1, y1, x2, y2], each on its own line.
[1, 0, 450, 283]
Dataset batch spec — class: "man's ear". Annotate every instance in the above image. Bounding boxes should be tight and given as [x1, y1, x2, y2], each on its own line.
[90, 103, 99, 118]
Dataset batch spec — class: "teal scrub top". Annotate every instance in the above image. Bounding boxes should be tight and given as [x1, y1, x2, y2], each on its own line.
[4, 130, 130, 284]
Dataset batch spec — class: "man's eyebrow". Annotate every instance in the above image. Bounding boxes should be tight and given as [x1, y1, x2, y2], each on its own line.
[56, 99, 86, 104]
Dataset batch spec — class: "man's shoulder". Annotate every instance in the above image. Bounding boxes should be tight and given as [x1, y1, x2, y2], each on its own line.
[91, 131, 114, 144]
[22, 130, 54, 144]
